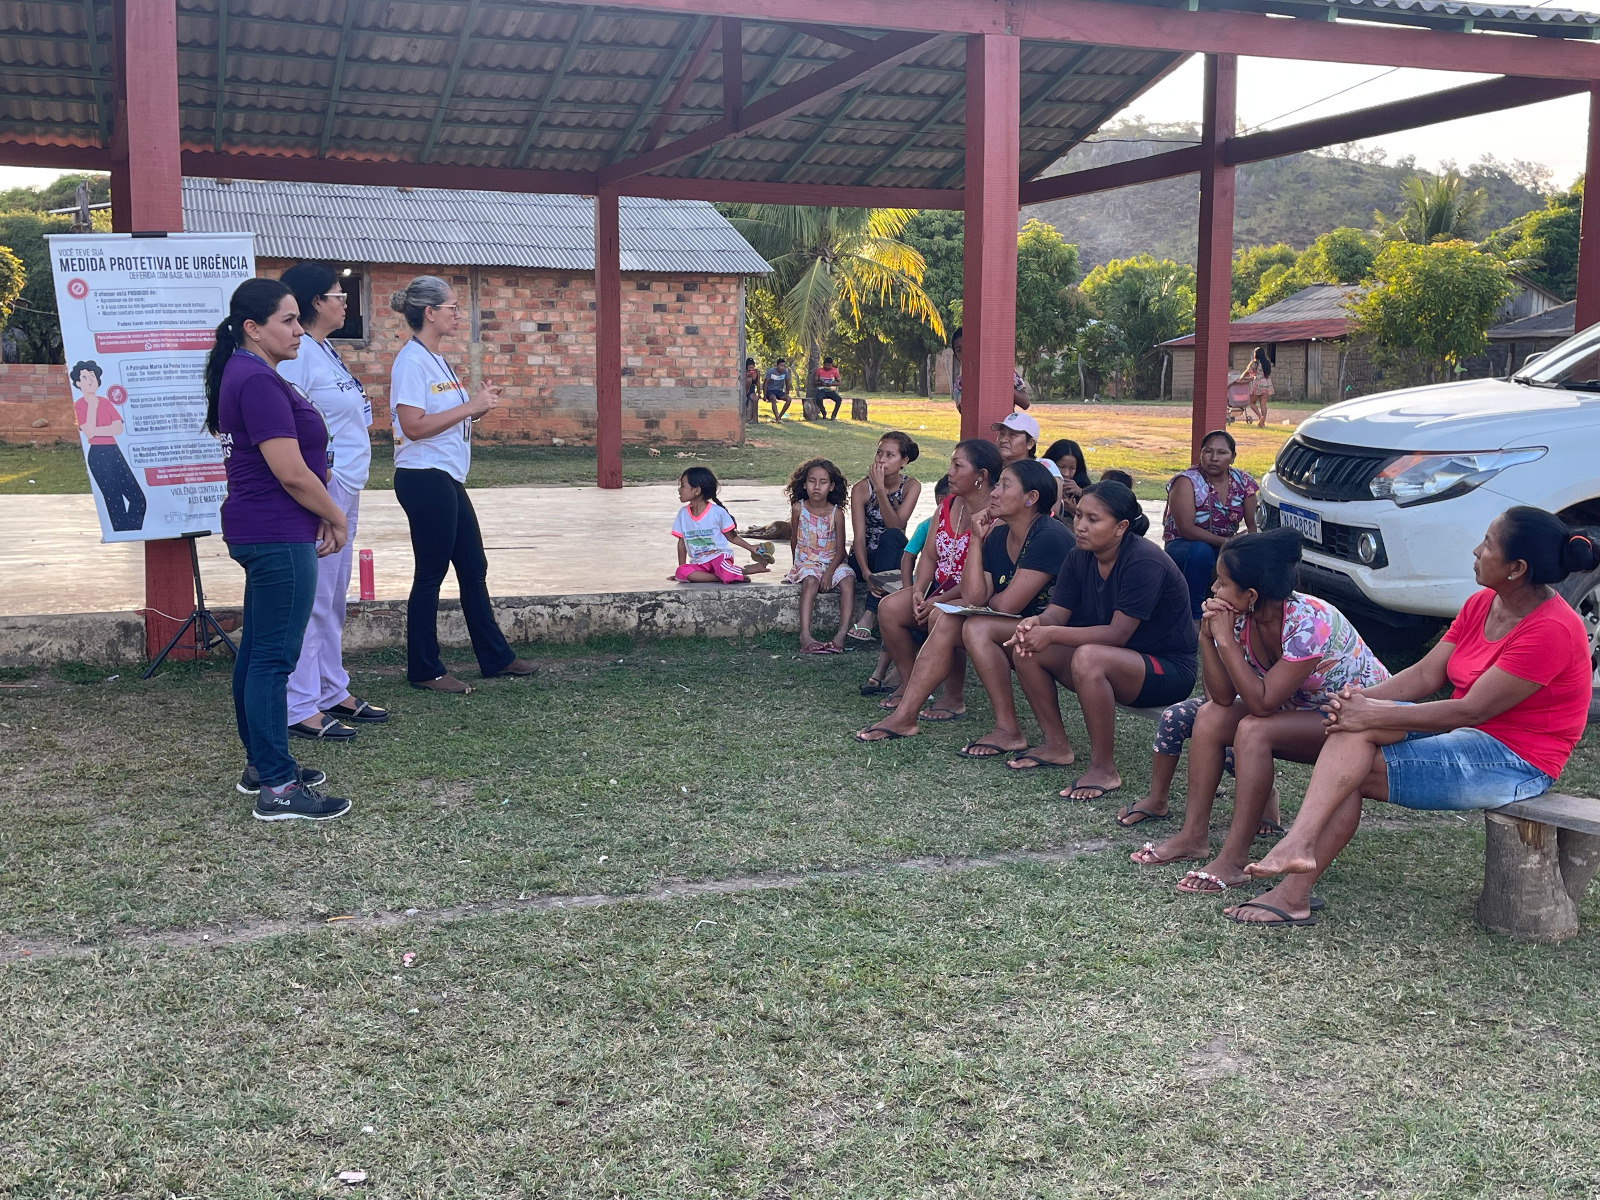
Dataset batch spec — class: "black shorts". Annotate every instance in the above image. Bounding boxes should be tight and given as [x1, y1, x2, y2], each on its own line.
[1131, 652, 1198, 709]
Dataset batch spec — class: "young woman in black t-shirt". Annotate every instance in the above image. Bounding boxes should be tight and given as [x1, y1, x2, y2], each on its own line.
[1004, 481, 1198, 800]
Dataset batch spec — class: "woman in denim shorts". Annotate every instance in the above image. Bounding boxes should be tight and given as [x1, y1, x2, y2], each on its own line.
[1236, 507, 1598, 927]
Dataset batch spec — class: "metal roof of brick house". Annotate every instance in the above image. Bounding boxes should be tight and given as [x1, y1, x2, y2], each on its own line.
[1163, 284, 1360, 346]
[181, 177, 771, 273]
[1488, 299, 1576, 340]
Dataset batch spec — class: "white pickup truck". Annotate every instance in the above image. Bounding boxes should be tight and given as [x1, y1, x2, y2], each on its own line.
[1257, 320, 1600, 701]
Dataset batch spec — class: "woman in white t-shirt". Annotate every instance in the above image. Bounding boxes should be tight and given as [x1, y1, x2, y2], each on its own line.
[276, 263, 386, 740]
[389, 275, 537, 693]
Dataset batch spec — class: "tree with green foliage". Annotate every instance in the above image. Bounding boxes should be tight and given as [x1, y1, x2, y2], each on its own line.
[1079, 254, 1195, 398]
[722, 205, 943, 395]
[1236, 227, 1378, 315]
[1486, 179, 1582, 301]
[1014, 219, 1085, 399]
[1375, 170, 1488, 244]
[0, 171, 109, 216]
[1347, 239, 1513, 382]
[864, 209, 964, 394]
[0, 243, 23, 328]
[0, 212, 73, 363]
[1232, 243, 1297, 313]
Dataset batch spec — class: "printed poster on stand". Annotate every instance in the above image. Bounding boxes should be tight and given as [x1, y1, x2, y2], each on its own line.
[46, 232, 255, 542]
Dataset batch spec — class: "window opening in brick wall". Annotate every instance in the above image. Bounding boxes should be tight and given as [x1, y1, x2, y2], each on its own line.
[329, 266, 367, 341]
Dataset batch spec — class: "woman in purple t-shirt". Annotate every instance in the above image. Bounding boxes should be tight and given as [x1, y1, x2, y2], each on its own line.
[204, 278, 352, 823]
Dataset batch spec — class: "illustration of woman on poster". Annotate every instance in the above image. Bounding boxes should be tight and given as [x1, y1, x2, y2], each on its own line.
[71, 359, 147, 532]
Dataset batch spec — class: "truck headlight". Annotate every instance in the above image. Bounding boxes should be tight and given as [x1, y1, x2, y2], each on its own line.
[1369, 448, 1546, 507]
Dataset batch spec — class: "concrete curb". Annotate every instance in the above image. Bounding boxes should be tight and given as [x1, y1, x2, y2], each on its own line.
[0, 585, 843, 668]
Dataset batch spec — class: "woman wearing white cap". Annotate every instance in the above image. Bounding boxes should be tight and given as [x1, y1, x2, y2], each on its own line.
[991, 411, 1061, 481]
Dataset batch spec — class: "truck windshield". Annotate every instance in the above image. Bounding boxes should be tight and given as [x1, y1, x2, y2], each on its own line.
[1515, 322, 1600, 391]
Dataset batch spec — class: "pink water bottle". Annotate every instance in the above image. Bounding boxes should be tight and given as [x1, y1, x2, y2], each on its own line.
[359, 549, 375, 601]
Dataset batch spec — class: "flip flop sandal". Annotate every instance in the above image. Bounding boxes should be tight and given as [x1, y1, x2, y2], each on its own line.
[1130, 842, 1205, 867]
[1254, 819, 1287, 840]
[859, 679, 894, 696]
[1115, 806, 1172, 827]
[918, 706, 966, 722]
[957, 741, 1014, 760]
[1005, 753, 1073, 772]
[854, 724, 907, 743]
[878, 694, 905, 711]
[289, 718, 358, 741]
[1176, 870, 1234, 895]
[804, 645, 837, 655]
[846, 625, 876, 642]
[324, 698, 389, 724]
[1224, 900, 1318, 928]
[1253, 887, 1325, 912]
[1061, 778, 1121, 801]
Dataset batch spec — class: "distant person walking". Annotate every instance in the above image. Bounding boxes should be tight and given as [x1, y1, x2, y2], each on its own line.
[763, 357, 793, 422]
[1239, 346, 1273, 426]
[70, 359, 146, 532]
[949, 325, 1030, 415]
[206, 277, 351, 822]
[276, 262, 387, 742]
[389, 275, 538, 693]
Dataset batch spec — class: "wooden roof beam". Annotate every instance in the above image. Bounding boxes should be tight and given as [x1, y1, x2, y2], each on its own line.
[1018, 144, 1204, 204]
[600, 29, 941, 185]
[316, 0, 363, 156]
[855, 87, 963, 186]
[512, 4, 595, 168]
[722, 18, 743, 130]
[606, 15, 708, 164]
[640, 19, 720, 153]
[419, 0, 482, 163]
[776, 78, 873, 183]
[777, 22, 880, 55]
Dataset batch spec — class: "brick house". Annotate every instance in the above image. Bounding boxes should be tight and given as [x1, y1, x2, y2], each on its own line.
[1, 178, 768, 444]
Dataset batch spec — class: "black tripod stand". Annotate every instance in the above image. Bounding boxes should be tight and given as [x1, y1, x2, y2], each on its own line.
[142, 531, 238, 679]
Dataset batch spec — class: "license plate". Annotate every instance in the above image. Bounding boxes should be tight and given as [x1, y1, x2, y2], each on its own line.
[1278, 501, 1323, 545]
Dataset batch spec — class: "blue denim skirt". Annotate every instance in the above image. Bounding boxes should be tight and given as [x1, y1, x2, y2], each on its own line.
[1382, 727, 1553, 811]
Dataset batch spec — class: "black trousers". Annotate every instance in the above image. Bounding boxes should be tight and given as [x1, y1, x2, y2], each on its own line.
[854, 527, 908, 613]
[87, 443, 147, 532]
[815, 388, 843, 418]
[393, 467, 515, 682]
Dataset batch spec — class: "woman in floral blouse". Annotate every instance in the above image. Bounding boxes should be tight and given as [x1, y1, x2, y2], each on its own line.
[1130, 527, 1388, 895]
[1163, 428, 1259, 619]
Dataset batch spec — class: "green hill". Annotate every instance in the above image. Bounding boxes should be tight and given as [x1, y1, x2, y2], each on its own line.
[1023, 118, 1549, 269]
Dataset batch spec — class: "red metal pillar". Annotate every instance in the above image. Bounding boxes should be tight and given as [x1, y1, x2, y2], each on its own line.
[1576, 84, 1600, 333]
[594, 187, 623, 489]
[959, 32, 1020, 443]
[112, 0, 192, 659]
[1191, 53, 1237, 460]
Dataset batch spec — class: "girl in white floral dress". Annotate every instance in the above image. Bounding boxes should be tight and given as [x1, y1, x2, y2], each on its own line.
[785, 458, 856, 654]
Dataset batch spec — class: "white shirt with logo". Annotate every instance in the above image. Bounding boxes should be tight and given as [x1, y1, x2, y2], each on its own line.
[390, 339, 471, 482]
[671, 501, 737, 564]
[278, 337, 373, 492]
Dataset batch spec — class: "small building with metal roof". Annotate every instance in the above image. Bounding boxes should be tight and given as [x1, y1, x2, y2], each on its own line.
[186, 177, 770, 447]
[1487, 299, 1577, 376]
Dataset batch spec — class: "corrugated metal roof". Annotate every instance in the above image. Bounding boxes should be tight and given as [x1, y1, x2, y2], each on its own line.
[1163, 319, 1353, 346]
[1237, 283, 1362, 323]
[1489, 298, 1576, 339]
[180, 177, 771, 273]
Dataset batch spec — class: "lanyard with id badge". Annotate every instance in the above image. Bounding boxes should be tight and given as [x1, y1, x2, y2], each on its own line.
[413, 339, 470, 440]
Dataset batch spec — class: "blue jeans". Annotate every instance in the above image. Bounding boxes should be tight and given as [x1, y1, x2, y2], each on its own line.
[1382, 727, 1554, 811]
[229, 541, 318, 788]
[1165, 538, 1217, 619]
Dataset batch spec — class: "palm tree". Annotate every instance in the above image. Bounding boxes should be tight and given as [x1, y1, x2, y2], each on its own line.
[724, 206, 945, 396]
[1374, 170, 1488, 244]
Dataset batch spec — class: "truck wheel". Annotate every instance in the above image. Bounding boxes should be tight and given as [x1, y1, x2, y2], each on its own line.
[1554, 548, 1600, 725]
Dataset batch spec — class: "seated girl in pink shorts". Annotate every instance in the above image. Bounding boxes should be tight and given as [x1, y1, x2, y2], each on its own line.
[671, 467, 769, 583]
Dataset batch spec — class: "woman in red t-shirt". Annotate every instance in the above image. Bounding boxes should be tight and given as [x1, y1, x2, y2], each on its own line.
[1235, 507, 1598, 927]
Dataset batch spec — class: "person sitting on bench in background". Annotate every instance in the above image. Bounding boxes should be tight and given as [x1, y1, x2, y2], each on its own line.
[813, 356, 844, 420]
[1241, 508, 1599, 928]
[1003, 481, 1198, 800]
[763, 358, 793, 422]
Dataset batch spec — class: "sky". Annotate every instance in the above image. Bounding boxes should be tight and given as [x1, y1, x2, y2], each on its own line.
[3, 7, 1598, 196]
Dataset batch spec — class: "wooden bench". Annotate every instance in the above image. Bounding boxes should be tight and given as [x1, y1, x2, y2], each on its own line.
[1478, 793, 1600, 943]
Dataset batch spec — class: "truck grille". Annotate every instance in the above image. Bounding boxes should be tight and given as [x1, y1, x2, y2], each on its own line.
[1273, 436, 1398, 502]
[1262, 503, 1389, 570]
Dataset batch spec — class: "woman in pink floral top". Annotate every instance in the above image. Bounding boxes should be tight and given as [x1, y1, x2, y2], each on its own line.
[1131, 527, 1388, 894]
[1163, 429, 1259, 619]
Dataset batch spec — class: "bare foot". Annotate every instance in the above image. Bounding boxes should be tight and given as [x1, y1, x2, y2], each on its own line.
[1244, 838, 1318, 877]
[1129, 833, 1208, 866]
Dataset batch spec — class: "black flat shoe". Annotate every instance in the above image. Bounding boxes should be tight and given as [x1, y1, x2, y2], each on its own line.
[324, 697, 389, 723]
[288, 718, 358, 741]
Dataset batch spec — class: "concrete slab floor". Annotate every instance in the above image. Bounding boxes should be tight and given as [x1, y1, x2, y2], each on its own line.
[0, 486, 1165, 617]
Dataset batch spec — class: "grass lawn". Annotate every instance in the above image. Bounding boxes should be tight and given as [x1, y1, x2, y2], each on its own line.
[4, 632, 1599, 1197]
[0, 398, 1302, 500]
